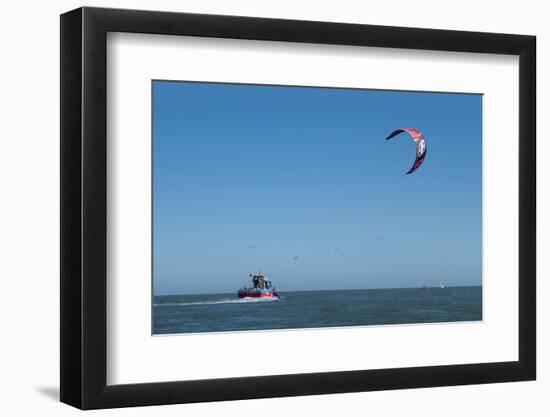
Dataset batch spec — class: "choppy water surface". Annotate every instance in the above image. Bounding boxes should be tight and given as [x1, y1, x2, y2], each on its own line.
[153, 286, 482, 335]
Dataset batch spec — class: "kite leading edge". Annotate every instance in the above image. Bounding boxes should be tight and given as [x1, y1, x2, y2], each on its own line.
[386, 127, 427, 175]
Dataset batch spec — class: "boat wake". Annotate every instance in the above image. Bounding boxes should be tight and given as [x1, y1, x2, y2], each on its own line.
[155, 297, 280, 307]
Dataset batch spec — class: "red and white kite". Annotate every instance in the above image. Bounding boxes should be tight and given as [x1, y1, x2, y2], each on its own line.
[386, 128, 427, 175]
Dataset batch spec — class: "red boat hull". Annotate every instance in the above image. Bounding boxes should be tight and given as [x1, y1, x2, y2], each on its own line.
[238, 292, 276, 299]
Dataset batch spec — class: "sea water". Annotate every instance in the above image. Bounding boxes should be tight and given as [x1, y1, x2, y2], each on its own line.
[153, 286, 482, 335]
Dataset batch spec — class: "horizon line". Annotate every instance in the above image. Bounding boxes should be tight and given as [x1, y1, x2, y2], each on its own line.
[154, 284, 481, 297]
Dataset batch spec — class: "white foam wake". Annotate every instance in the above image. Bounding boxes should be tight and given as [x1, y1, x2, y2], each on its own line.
[154, 297, 280, 307]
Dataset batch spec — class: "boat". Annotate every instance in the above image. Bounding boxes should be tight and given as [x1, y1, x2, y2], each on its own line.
[237, 273, 280, 299]
[439, 281, 445, 289]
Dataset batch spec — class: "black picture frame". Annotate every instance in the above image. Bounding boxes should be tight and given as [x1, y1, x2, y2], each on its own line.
[60, 6, 536, 410]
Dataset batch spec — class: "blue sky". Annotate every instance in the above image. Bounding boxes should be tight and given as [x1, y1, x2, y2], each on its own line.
[153, 81, 482, 295]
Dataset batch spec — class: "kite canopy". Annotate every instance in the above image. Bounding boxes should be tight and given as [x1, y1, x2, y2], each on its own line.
[386, 128, 427, 174]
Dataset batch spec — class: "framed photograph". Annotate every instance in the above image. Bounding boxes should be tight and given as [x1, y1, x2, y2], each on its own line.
[60, 6, 536, 409]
